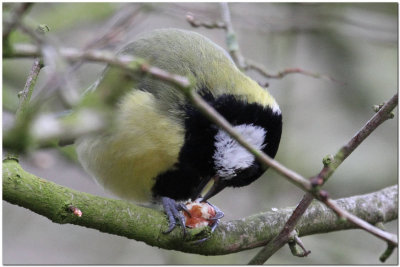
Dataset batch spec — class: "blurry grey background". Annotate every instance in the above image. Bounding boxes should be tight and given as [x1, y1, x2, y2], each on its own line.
[2, 2, 398, 264]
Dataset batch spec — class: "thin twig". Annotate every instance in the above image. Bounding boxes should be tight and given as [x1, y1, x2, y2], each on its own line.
[186, 12, 226, 29]
[380, 243, 396, 263]
[245, 58, 343, 84]
[249, 93, 398, 264]
[288, 230, 311, 257]
[5, 56, 44, 154]
[67, 4, 144, 75]
[84, 4, 143, 50]
[4, 45, 192, 150]
[249, 193, 313, 264]
[14, 25, 49, 119]
[6, 43, 192, 89]
[219, 3, 246, 69]
[323, 198, 397, 245]
[218, 4, 341, 85]
[188, 90, 312, 191]
[186, 5, 340, 84]
[5, 42, 398, 251]
[3, 3, 33, 40]
[16, 21, 83, 108]
[15, 57, 43, 119]
[193, 89, 398, 252]
[293, 235, 311, 257]
[316, 93, 398, 184]
[15, 21, 46, 45]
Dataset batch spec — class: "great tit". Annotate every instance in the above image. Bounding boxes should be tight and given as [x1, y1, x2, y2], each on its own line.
[76, 28, 282, 234]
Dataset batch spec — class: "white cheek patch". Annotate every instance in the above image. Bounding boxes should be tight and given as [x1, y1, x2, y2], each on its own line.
[213, 124, 266, 179]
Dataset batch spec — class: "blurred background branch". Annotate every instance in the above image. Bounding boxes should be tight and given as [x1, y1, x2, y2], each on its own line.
[248, 93, 398, 264]
[4, 38, 397, 261]
[185, 3, 344, 87]
[2, 2, 397, 265]
[3, 2, 33, 41]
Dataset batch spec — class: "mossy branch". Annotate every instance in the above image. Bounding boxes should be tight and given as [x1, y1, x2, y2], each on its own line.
[3, 158, 397, 255]
[4, 42, 398, 249]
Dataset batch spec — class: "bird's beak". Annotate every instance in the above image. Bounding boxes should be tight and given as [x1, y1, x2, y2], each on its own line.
[201, 176, 227, 202]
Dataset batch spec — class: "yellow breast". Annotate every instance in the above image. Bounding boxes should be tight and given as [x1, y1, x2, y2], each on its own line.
[76, 90, 184, 203]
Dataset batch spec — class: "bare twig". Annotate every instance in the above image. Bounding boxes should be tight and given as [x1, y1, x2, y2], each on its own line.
[248, 193, 313, 264]
[15, 57, 43, 119]
[315, 93, 398, 184]
[4, 24, 47, 154]
[188, 90, 312, 191]
[323, 198, 397, 245]
[245, 58, 343, 84]
[3, 3, 33, 40]
[380, 243, 396, 263]
[6, 43, 192, 90]
[84, 4, 143, 50]
[185, 91, 395, 251]
[4, 44, 192, 150]
[288, 230, 311, 257]
[187, 5, 339, 84]
[249, 93, 398, 264]
[5, 56, 44, 154]
[189, 91, 398, 255]
[67, 4, 144, 75]
[5, 42, 398, 252]
[14, 25, 49, 119]
[15, 21, 83, 108]
[15, 21, 49, 46]
[140, 64, 192, 89]
[219, 3, 246, 69]
[375, 221, 397, 262]
[186, 12, 226, 29]
[293, 235, 311, 257]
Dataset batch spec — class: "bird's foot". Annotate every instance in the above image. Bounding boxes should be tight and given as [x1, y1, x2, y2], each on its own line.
[161, 196, 189, 236]
[161, 197, 224, 243]
[206, 200, 224, 233]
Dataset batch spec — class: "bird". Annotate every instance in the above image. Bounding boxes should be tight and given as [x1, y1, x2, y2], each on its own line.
[75, 28, 282, 235]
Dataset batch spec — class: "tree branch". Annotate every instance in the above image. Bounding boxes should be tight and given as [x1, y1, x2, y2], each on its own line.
[244, 58, 342, 84]
[4, 43, 398, 249]
[316, 93, 398, 184]
[15, 57, 43, 119]
[4, 43, 192, 89]
[249, 93, 398, 264]
[3, 158, 397, 255]
[3, 3, 33, 40]
[185, 6, 338, 84]
[3, 44, 192, 151]
[186, 12, 226, 29]
[187, 91, 312, 191]
[219, 3, 246, 69]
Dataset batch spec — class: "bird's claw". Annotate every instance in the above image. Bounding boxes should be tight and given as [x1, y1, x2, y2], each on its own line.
[161, 197, 224, 243]
[206, 200, 224, 234]
[162, 197, 187, 235]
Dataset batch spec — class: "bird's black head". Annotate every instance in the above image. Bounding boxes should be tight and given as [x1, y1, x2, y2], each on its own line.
[152, 92, 282, 202]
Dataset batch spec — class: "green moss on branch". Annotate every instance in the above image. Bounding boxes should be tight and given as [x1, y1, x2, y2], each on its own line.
[3, 158, 397, 255]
